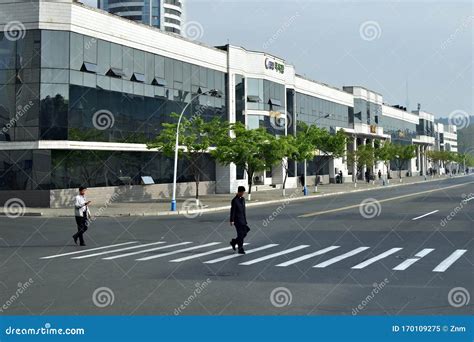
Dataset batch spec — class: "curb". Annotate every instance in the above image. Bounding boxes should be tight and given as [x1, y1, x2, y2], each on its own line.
[5, 175, 470, 218]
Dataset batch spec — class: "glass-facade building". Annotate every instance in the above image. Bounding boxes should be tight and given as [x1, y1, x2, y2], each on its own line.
[0, 0, 451, 207]
[0, 29, 225, 191]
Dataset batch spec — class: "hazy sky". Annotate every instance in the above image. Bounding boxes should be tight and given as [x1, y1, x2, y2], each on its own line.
[84, 0, 472, 118]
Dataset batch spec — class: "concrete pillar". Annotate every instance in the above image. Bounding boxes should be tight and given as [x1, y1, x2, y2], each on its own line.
[272, 158, 286, 185]
[352, 136, 357, 183]
[215, 163, 237, 194]
[416, 145, 421, 174]
[361, 138, 367, 179]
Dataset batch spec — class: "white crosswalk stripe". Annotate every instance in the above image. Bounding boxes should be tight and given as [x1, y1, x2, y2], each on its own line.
[203, 244, 279, 264]
[275, 246, 340, 267]
[72, 241, 166, 259]
[136, 242, 221, 261]
[169, 243, 250, 262]
[102, 242, 193, 260]
[40, 242, 138, 259]
[239, 245, 310, 266]
[351, 248, 403, 269]
[313, 247, 370, 268]
[392, 248, 435, 271]
[432, 249, 467, 272]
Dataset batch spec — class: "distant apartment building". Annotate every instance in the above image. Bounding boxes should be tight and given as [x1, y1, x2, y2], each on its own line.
[98, 0, 185, 34]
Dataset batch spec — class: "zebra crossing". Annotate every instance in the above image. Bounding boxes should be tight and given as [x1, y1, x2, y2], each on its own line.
[39, 241, 469, 273]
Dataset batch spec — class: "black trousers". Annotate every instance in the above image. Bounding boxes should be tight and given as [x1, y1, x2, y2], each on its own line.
[74, 216, 88, 244]
[234, 224, 249, 250]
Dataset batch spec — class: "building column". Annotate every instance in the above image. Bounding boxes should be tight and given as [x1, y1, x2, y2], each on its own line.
[352, 136, 357, 183]
[361, 138, 367, 179]
[370, 139, 375, 174]
[416, 145, 421, 174]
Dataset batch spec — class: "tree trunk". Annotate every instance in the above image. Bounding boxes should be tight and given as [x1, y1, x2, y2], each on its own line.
[247, 169, 254, 201]
[282, 167, 288, 197]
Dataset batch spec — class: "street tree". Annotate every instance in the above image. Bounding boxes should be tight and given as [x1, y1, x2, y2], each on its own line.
[392, 144, 416, 181]
[147, 113, 222, 200]
[210, 122, 278, 200]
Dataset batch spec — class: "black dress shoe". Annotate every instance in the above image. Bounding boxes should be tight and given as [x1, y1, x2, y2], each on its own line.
[230, 239, 236, 251]
[80, 243, 86, 246]
[73, 235, 78, 245]
[238, 249, 246, 255]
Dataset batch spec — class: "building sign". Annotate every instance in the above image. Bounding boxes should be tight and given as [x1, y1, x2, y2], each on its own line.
[265, 58, 285, 74]
[370, 125, 377, 134]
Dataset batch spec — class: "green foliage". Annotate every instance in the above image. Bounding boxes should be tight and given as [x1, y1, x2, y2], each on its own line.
[147, 113, 224, 199]
[210, 122, 278, 194]
[347, 144, 375, 175]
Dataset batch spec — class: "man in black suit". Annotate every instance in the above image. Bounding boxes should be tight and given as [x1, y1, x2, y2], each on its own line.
[230, 186, 250, 254]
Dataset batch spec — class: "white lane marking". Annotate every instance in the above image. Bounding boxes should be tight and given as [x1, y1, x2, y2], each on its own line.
[392, 248, 435, 271]
[432, 249, 467, 272]
[40, 242, 138, 259]
[275, 246, 341, 267]
[72, 241, 166, 259]
[313, 247, 370, 268]
[136, 242, 221, 261]
[102, 242, 193, 260]
[203, 244, 279, 264]
[412, 210, 439, 221]
[169, 243, 250, 262]
[239, 245, 310, 266]
[351, 248, 403, 269]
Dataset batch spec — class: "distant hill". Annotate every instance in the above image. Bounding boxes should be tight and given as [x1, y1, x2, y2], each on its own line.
[437, 116, 474, 156]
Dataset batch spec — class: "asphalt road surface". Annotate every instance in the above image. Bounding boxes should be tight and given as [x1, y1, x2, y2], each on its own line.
[1, 176, 473, 316]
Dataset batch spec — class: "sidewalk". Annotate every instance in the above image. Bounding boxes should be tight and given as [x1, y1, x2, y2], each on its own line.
[1, 174, 469, 218]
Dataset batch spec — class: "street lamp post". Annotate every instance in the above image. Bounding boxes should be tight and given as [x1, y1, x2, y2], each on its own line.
[170, 89, 221, 211]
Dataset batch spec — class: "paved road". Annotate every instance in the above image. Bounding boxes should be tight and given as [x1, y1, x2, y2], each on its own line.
[0, 176, 473, 315]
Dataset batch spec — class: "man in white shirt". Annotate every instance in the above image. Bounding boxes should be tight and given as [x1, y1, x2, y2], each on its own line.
[73, 187, 91, 246]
